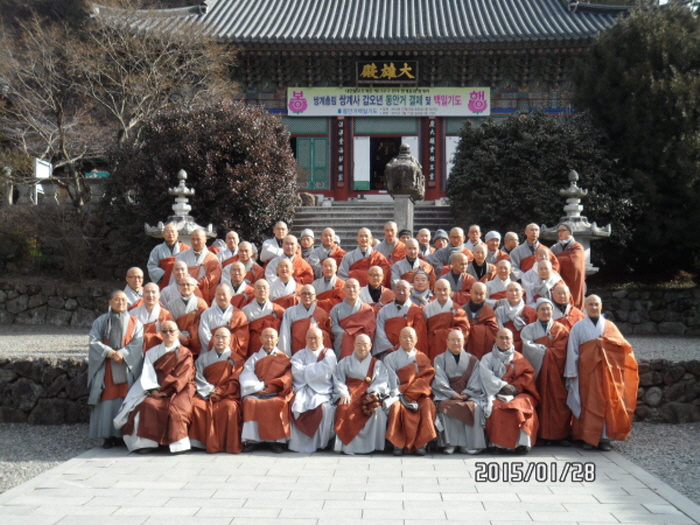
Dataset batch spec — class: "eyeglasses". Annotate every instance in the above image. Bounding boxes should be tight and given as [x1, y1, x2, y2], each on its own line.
[161, 329, 178, 334]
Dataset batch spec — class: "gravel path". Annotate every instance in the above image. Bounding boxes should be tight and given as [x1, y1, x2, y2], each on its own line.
[1, 422, 698, 507]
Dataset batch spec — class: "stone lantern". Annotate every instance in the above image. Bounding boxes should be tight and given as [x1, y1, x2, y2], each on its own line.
[144, 169, 215, 247]
[541, 170, 611, 275]
[384, 144, 425, 233]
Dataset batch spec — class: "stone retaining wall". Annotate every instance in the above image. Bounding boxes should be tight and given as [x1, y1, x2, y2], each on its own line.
[1, 355, 698, 425]
[0, 278, 115, 328]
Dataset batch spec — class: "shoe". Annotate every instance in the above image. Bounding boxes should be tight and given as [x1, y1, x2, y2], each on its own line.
[415, 447, 427, 456]
[515, 446, 530, 455]
[393, 446, 404, 456]
[113, 437, 126, 447]
[460, 447, 482, 455]
[102, 438, 114, 449]
[136, 447, 156, 454]
[582, 442, 594, 451]
[442, 446, 455, 455]
[270, 443, 285, 454]
[557, 439, 572, 447]
[242, 443, 256, 453]
[598, 440, 612, 452]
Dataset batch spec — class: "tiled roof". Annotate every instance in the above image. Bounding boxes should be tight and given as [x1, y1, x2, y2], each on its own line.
[103, 0, 628, 47]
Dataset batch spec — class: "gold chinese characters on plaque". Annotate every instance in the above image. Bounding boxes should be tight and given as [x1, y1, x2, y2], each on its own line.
[357, 60, 418, 84]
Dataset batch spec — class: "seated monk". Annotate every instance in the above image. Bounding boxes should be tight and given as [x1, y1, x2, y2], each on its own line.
[521, 299, 572, 445]
[359, 266, 395, 315]
[164, 277, 208, 357]
[216, 231, 240, 268]
[147, 222, 189, 286]
[423, 279, 470, 362]
[288, 327, 337, 453]
[509, 223, 559, 282]
[333, 334, 390, 455]
[222, 262, 255, 309]
[494, 282, 537, 353]
[239, 327, 293, 453]
[466, 245, 497, 284]
[384, 327, 437, 456]
[330, 278, 376, 360]
[373, 280, 428, 359]
[524, 260, 564, 308]
[237, 242, 264, 284]
[312, 258, 345, 313]
[115, 320, 196, 454]
[241, 280, 285, 359]
[441, 252, 477, 306]
[130, 282, 175, 352]
[278, 285, 332, 356]
[265, 235, 314, 286]
[269, 258, 302, 309]
[551, 222, 587, 310]
[432, 329, 488, 455]
[485, 260, 512, 309]
[308, 227, 347, 279]
[189, 327, 244, 454]
[374, 221, 406, 265]
[480, 328, 539, 454]
[198, 284, 250, 359]
[338, 228, 391, 288]
[463, 282, 498, 360]
[171, 228, 222, 304]
[521, 247, 561, 294]
[551, 283, 585, 330]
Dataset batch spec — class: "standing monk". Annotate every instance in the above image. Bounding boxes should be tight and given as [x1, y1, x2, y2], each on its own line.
[551, 284, 585, 330]
[375, 221, 406, 264]
[88, 291, 144, 448]
[384, 327, 437, 456]
[494, 282, 537, 353]
[164, 277, 208, 357]
[391, 238, 435, 289]
[189, 327, 244, 454]
[265, 235, 314, 286]
[423, 279, 469, 362]
[147, 222, 189, 286]
[242, 280, 285, 358]
[521, 299, 572, 445]
[338, 228, 391, 287]
[565, 295, 638, 451]
[333, 334, 390, 455]
[115, 320, 196, 454]
[551, 222, 587, 310]
[330, 279, 376, 360]
[123, 267, 144, 309]
[312, 258, 345, 313]
[373, 280, 428, 359]
[172, 228, 222, 304]
[308, 227, 347, 278]
[359, 266, 395, 314]
[508, 223, 559, 281]
[463, 282, 499, 360]
[198, 284, 250, 359]
[240, 327, 293, 453]
[278, 285, 332, 356]
[130, 283, 175, 352]
[216, 231, 240, 268]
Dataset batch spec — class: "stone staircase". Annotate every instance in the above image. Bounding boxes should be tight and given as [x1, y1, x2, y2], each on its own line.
[290, 201, 455, 245]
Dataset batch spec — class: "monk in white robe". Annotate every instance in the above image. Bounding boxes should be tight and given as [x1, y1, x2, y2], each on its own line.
[198, 284, 250, 359]
[237, 242, 265, 284]
[88, 291, 144, 447]
[269, 258, 302, 308]
[115, 320, 195, 453]
[288, 327, 337, 452]
[278, 285, 332, 356]
[384, 327, 437, 456]
[359, 266, 395, 314]
[147, 223, 189, 286]
[484, 231, 510, 265]
[333, 334, 390, 455]
[130, 283, 174, 352]
[259, 221, 288, 263]
[564, 295, 638, 451]
[189, 327, 244, 454]
[216, 231, 240, 268]
[524, 260, 564, 307]
[480, 328, 539, 454]
[330, 279, 376, 360]
[240, 328, 293, 453]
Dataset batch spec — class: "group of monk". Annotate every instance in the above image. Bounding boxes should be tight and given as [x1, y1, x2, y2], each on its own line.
[87, 218, 639, 456]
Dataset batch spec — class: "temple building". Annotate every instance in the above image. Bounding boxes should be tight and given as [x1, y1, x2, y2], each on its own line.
[103, 0, 629, 201]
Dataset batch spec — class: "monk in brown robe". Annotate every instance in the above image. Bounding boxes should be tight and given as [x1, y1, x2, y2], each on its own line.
[165, 277, 208, 357]
[384, 326, 437, 456]
[551, 222, 587, 310]
[278, 284, 332, 355]
[240, 327, 293, 453]
[338, 228, 391, 287]
[129, 282, 175, 353]
[189, 327, 244, 454]
[359, 266, 395, 315]
[242, 280, 286, 358]
[552, 284, 585, 330]
[173, 228, 222, 304]
[423, 279, 470, 362]
[565, 295, 638, 451]
[463, 282, 498, 360]
[330, 278, 377, 360]
[313, 258, 346, 313]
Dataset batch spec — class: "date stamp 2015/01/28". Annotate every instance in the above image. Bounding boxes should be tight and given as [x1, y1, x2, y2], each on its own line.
[474, 461, 596, 483]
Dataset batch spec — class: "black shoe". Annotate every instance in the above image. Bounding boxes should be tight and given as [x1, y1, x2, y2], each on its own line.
[598, 440, 612, 452]
[102, 438, 114, 449]
[392, 446, 404, 456]
[415, 447, 427, 456]
[515, 446, 530, 455]
[242, 443, 256, 453]
[557, 439, 572, 447]
[270, 443, 285, 454]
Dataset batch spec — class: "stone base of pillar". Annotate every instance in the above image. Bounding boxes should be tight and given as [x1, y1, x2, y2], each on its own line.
[393, 194, 414, 233]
